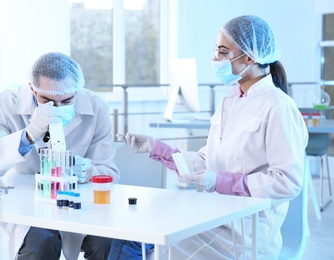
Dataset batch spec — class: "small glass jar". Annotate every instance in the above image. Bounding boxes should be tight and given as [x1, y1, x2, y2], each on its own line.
[311, 112, 321, 126]
[92, 175, 113, 204]
[73, 193, 81, 209]
[56, 190, 64, 208]
[301, 112, 309, 126]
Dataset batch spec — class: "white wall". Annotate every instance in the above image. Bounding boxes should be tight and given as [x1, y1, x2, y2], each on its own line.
[1, 0, 334, 137]
[177, 0, 318, 84]
[0, 0, 70, 88]
[0, 0, 331, 89]
[315, 0, 334, 14]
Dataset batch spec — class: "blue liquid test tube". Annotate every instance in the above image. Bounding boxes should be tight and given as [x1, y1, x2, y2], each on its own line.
[39, 149, 49, 198]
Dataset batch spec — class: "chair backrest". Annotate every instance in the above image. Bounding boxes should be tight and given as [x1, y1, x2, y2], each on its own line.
[305, 133, 330, 155]
[113, 142, 166, 188]
[278, 157, 309, 260]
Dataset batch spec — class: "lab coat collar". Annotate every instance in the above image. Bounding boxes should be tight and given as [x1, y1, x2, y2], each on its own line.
[75, 89, 94, 116]
[230, 74, 274, 97]
[14, 85, 35, 115]
[247, 74, 274, 95]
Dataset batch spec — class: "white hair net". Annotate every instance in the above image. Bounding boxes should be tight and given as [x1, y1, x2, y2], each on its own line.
[30, 52, 85, 95]
[221, 15, 281, 65]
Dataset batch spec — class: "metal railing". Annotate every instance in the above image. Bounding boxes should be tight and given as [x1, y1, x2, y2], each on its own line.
[98, 81, 333, 138]
[103, 83, 225, 135]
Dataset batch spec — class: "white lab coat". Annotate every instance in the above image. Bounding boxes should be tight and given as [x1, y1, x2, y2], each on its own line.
[0, 85, 120, 259]
[156, 75, 308, 259]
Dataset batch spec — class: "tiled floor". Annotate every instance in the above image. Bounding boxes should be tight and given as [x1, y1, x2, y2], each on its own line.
[303, 172, 334, 259]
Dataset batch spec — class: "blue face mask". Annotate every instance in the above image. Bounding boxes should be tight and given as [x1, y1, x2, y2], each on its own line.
[211, 53, 249, 86]
[54, 104, 75, 126]
[37, 102, 75, 126]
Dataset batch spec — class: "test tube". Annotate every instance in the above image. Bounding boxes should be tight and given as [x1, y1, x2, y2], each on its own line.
[51, 168, 56, 199]
[66, 151, 73, 176]
[62, 151, 69, 191]
[56, 151, 63, 192]
[50, 149, 54, 198]
[39, 149, 47, 198]
[39, 149, 50, 198]
[59, 151, 65, 177]
[44, 149, 51, 199]
[66, 150, 74, 191]
[39, 149, 46, 175]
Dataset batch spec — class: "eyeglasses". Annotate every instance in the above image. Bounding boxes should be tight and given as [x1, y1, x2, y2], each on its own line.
[214, 47, 233, 61]
[214, 46, 244, 60]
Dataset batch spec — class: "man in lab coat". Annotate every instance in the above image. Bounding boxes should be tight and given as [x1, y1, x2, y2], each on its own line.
[0, 52, 120, 260]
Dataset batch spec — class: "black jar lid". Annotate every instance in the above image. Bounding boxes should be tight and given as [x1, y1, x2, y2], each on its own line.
[128, 197, 137, 205]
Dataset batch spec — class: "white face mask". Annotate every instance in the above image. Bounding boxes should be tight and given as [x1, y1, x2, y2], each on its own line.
[38, 102, 75, 126]
[211, 53, 249, 86]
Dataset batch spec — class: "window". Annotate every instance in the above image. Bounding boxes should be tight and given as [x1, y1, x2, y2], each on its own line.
[124, 1, 160, 84]
[322, 13, 334, 111]
[71, 3, 113, 90]
[321, 13, 334, 155]
[70, 0, 160, 92]
[321, 14, 334, 81]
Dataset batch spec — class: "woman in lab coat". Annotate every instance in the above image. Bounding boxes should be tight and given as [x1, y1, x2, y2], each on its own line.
[0, 52, 120, 260]
[115, 15, 308, 259]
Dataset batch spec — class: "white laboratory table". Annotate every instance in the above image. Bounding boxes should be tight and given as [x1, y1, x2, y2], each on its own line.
[0, 176, 270, 260]
[150, 119, 334, 134]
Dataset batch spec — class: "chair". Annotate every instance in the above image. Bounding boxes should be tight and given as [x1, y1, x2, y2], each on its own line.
[113, 142, 167, 188]
[278, 157, 309, 260]
[306, 133, 332, 211]
[299, 108, 332, 211]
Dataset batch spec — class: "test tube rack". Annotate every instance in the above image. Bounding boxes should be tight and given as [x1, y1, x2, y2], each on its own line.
[35, 174, 78, 203]
[35, 148, 78, 203]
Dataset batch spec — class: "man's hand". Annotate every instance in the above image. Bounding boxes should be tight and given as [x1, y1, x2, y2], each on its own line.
[116, 133, 156, 153]
[26, 101, 55, 143]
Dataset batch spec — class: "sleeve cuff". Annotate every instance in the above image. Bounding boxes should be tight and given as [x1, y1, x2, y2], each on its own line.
[18, 130, 34, 156]
[216, 171, 251, 197]
[149, 140, 180, 170]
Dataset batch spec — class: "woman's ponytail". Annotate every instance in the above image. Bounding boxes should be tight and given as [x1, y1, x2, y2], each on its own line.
[269, 61, 287, 94]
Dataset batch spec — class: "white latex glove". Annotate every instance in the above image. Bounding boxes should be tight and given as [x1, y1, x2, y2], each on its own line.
[26, 101, 55, 143]
[116, 133, 156, 153]
[74, 155, 93, 183]
[182, 171, 217, 192]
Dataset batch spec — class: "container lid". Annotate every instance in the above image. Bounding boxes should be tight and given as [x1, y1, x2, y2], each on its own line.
[311, 112, 321, 116]
[128, 197, 137, 205]
[91, 175, 113, 183]
[301, 112, 309, 116]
